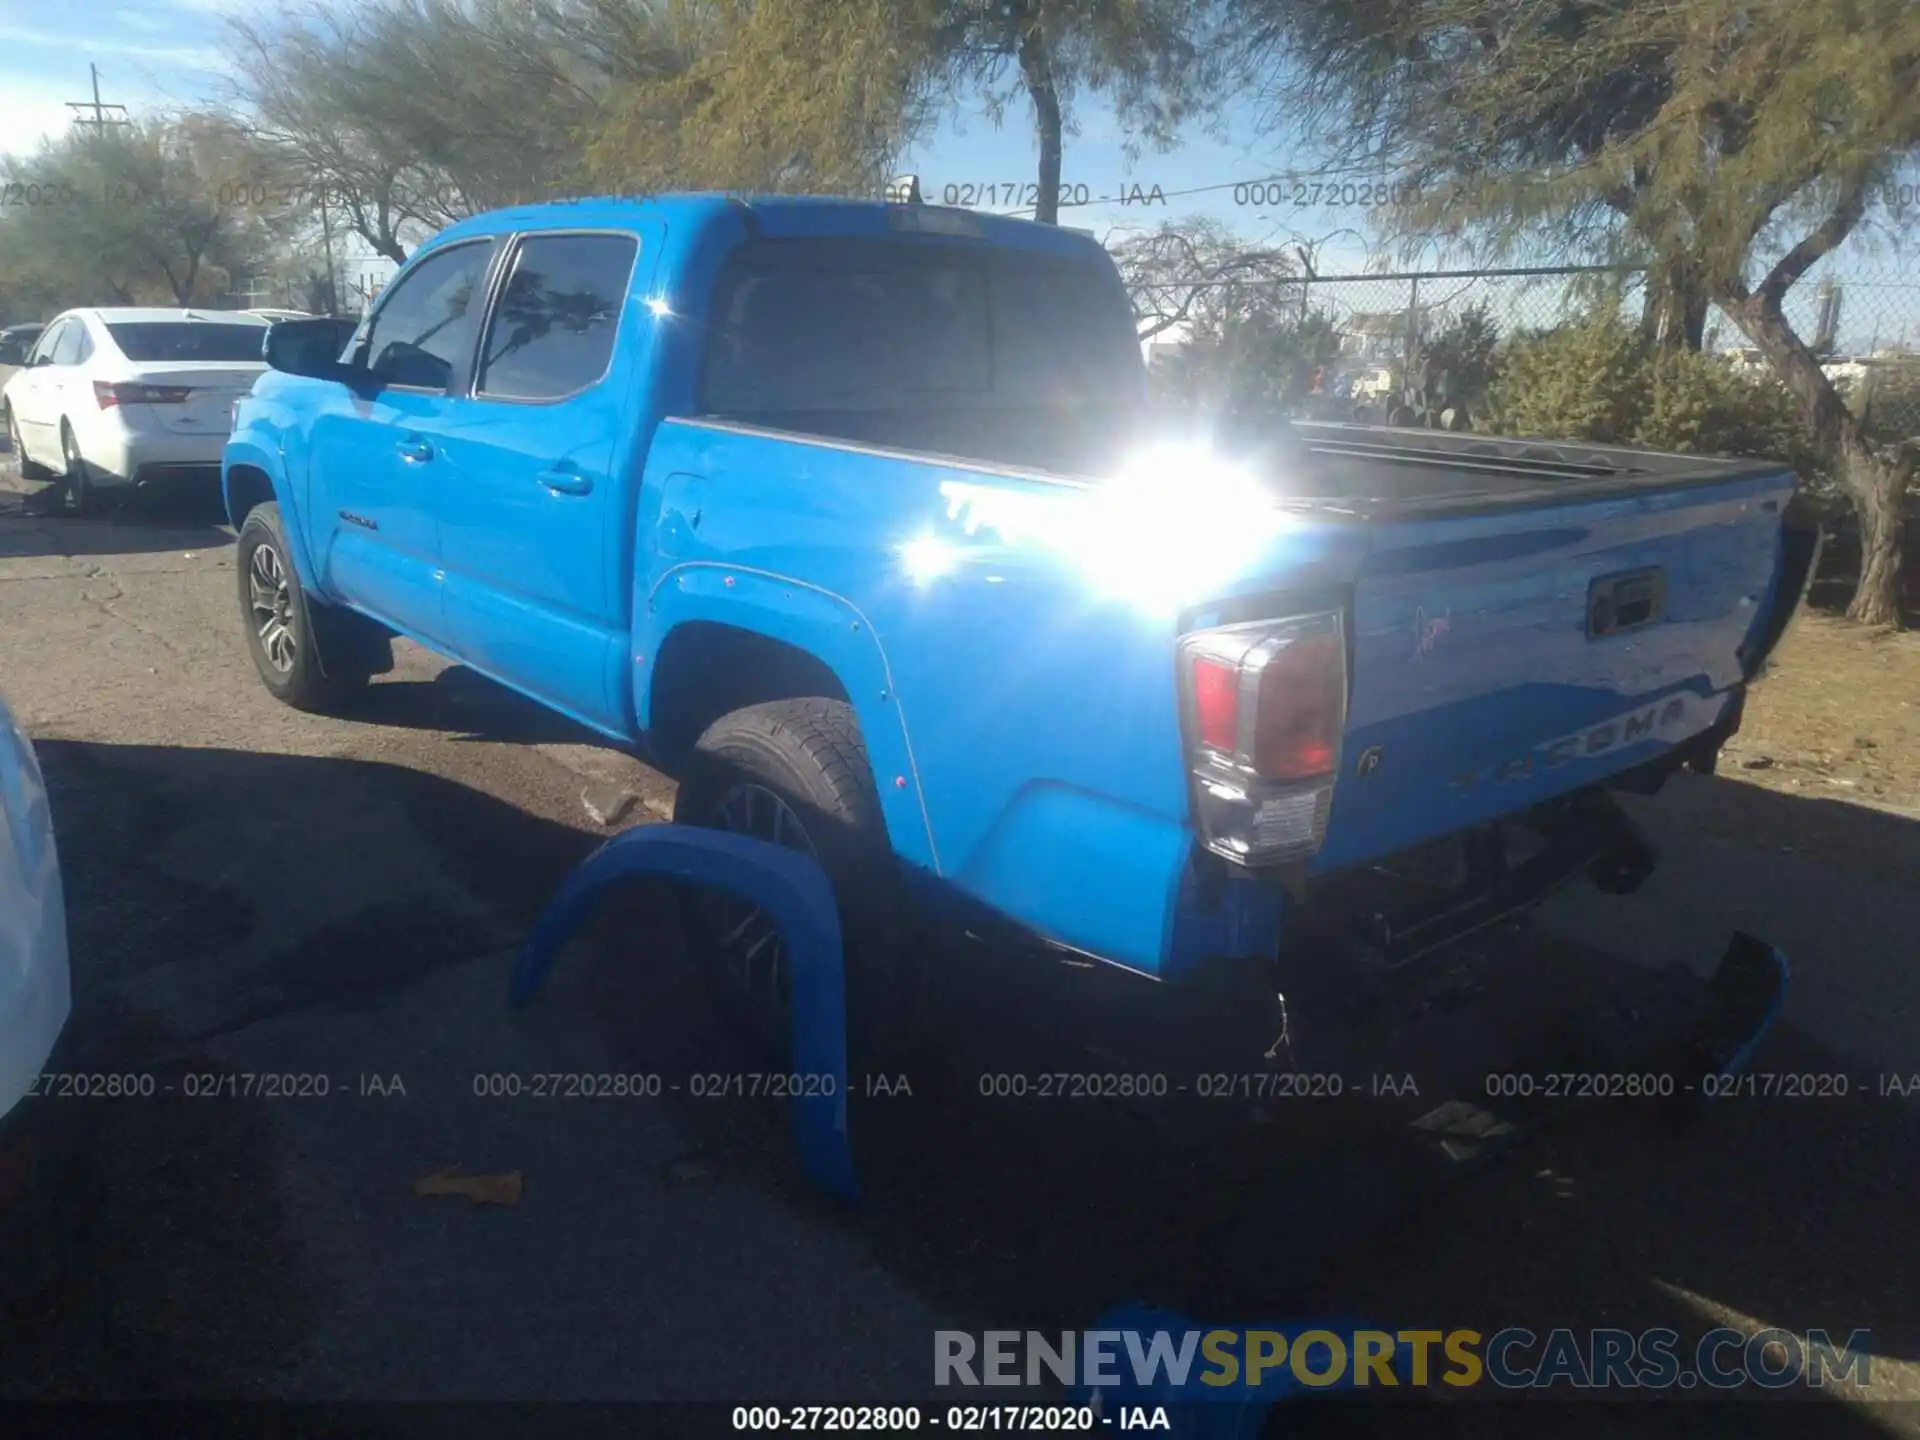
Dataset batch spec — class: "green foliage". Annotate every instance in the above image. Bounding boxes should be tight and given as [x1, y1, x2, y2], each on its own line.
[1484, 308, 1818, 472]
[1224, 0, 1920, 619]
[585, 0, 938, 197]
[1389, 302, 1504, 430]
[936, 0, 1218, 156]
[1154, 307, 1342, 416]
[1857, 364, 1920, 446]
[1483, 312, 1652, 445]
[1419, 303, 1501, 411]
[0, 122, 277, 307]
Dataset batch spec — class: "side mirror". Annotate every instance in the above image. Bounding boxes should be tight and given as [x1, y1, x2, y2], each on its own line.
[264, 317, 365, 384]
[28, 351, 54, 368]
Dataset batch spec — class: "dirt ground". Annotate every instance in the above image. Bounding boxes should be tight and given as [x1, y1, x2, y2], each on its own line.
[2, 468, 1919, 1433]
[1722, 614, 1920, 812]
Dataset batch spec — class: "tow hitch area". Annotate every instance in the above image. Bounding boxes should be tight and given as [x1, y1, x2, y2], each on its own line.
[1398, 929, 1792, 1175]
[1054, 937, 1791, 1440]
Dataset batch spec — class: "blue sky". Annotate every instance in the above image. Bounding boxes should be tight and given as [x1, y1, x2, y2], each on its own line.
[2, 0, 1914, 348]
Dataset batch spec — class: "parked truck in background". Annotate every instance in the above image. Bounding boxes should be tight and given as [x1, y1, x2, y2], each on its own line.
[222, 193, 1820, 1066]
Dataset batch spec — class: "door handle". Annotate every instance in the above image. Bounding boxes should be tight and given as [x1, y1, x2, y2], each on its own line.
[538, 468, 592, 496]
[397, 437, 434, 464]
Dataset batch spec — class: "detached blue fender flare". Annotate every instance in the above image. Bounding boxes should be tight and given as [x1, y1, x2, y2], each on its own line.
[508, 824, 860, 1204]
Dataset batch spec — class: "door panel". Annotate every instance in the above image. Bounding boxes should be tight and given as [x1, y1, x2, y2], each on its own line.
[11, 320, 73, 455]
[304, 238, 498, 643]
[435, 229, 654, 734]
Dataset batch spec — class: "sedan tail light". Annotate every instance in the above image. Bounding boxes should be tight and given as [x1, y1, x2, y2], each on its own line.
[1177, 611, 1348, 865]
[94, 381, 193, 409]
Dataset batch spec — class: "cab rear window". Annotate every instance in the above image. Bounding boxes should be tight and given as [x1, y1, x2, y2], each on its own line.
[698, 238, 1143, 413]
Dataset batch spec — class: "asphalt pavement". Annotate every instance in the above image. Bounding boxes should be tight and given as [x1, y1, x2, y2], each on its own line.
[0, 459, 1916, 1434]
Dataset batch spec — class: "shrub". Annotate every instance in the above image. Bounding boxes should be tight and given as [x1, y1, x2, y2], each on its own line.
[1484, 308, 1822, 480]
[1482, 311, 1650, 443]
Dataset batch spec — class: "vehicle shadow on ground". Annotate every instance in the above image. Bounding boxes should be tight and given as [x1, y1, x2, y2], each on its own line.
[5, 740, 1916, 1432]
[0, 478, 233, 559]
[342, 666, 635, 751]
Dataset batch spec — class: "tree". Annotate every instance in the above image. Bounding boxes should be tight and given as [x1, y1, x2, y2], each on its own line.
[0, 121, 275, 306]
[931, 0, 1221, 224]
[1227, 0, 1920, 625]
[1219, 1, 1711, 351]
[584, 0, 941, 197]
[1109, 221, 1346, 415]
[221, 0, 685, 263]
[1108, 217, 1302, 340]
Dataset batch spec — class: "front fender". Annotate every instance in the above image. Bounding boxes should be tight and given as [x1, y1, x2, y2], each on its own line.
[638, 565, 940, 875]
[223, 384, 321, 595]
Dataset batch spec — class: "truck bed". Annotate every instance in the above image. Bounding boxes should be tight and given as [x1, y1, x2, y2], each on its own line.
[695, 406, 1792, 516]
[648, 408, 1798, 979]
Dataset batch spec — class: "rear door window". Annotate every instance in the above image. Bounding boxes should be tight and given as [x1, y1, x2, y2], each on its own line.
[49, 321, 85, 366]
[476, 232, 638, 401]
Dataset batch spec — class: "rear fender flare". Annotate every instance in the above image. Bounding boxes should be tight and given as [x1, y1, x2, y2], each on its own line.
[638, 563, 940, 874]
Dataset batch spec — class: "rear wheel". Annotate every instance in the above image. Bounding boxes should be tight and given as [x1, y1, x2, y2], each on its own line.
[236, 501, 387, 713]
[59, 422, 102, 517]
[673, 698, 924, 1066]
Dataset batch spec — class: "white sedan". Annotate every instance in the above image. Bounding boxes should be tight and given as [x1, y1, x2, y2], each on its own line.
[0, 693, 70, 1139]
[1, 307, 271, 516]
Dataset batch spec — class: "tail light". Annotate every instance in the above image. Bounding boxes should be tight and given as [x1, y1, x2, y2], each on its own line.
[1177, 611, 1347, 865]
[94, 381, 193, 409]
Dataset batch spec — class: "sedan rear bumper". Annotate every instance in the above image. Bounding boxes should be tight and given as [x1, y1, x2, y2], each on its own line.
[80, 420, 234, 490]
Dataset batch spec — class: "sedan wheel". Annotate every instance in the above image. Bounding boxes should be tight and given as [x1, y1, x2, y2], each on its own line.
[59, 425, 99, 517]
[5, 406, 52, 481]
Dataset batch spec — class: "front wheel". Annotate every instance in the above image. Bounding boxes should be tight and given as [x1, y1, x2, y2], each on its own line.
[673, 698, 925, 1066]
[236, 502, 382, 713]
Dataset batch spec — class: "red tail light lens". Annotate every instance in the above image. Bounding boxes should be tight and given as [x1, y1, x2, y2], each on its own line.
[94, 381, 193, 409]
[1253, 632, 1345, 780]
[1191, 656, 1240, 754]
[1178, 611, 1348, 866]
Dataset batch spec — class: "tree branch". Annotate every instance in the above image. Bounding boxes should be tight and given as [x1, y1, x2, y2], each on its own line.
[1754, 174, 1873, 309]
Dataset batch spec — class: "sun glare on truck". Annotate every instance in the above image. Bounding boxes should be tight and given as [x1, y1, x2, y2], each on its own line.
[919, 445, 1290, 616]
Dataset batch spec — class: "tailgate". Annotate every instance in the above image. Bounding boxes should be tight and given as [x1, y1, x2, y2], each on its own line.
[1311, 468, 1795, 873]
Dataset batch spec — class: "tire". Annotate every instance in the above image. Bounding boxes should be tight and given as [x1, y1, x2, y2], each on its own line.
[59, 421, 108, 517]
[673, 697, 925, 1067]
[5, 404, 52, 481]
[236, 501, 386, 713]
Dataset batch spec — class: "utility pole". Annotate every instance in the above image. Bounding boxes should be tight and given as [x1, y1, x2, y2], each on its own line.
[65, 63, 131, 135]
[318, 188, 340, 316]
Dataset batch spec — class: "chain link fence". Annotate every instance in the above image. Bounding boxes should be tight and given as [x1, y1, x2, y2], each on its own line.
[1141, 262, 1920, 443]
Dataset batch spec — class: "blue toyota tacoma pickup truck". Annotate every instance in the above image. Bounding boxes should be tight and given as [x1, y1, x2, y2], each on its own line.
[224, 193, 1818, 1062]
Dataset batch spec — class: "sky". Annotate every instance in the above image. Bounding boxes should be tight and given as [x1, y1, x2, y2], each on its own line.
[1, 0, 1914, 349]
[0, 0, 1403, 272]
